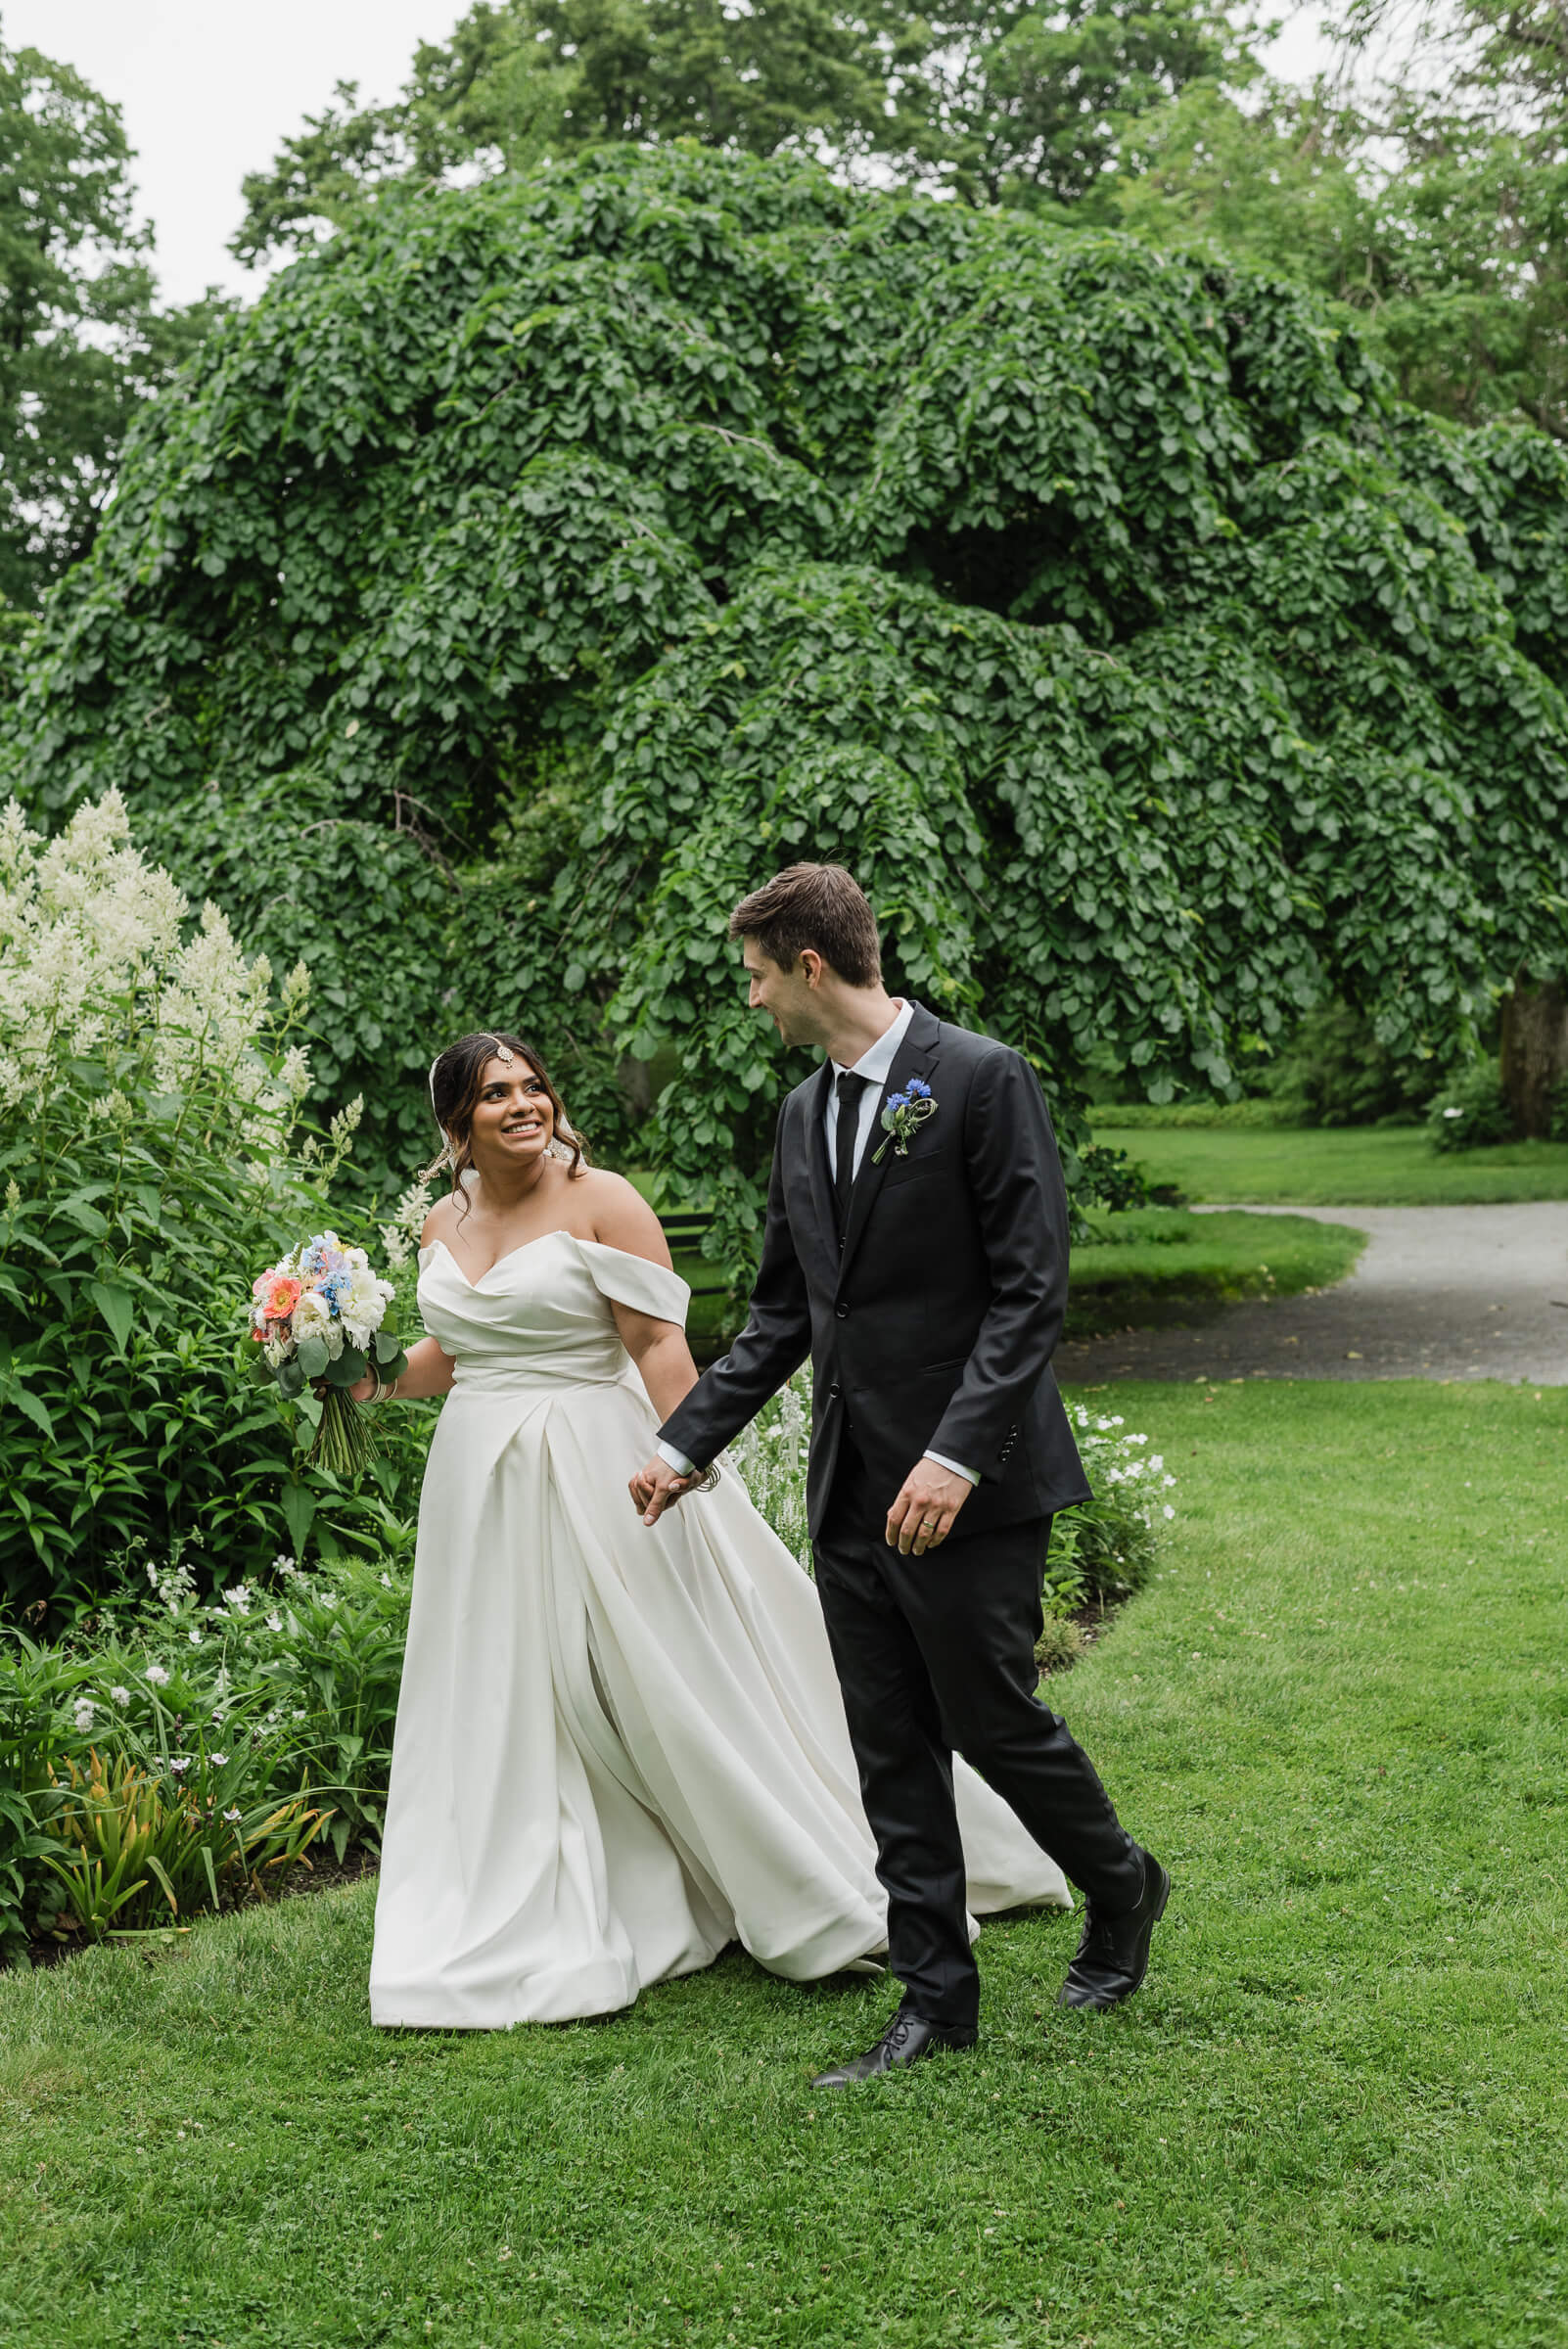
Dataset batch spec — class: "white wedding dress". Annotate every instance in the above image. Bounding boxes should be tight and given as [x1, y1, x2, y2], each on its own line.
[368, 1231, 1070, 2028]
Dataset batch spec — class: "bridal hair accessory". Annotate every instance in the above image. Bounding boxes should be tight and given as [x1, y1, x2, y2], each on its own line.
[871, 1076, 938, 1163]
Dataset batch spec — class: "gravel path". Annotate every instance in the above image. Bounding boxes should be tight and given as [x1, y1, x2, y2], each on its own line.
[1056, 1202, 1568, 1386]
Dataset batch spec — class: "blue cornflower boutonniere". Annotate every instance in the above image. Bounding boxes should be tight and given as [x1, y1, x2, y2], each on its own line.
[871, 1076, 939, 1163]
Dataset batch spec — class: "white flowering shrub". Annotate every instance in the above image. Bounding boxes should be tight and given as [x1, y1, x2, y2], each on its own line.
[0, 1532, 414, 1959]
[726, 1371, 812, 1567]
[727, 1369, 1175, 1612]
[1048, 1405, 1178, 1609]
[0, 791, 418, 1607]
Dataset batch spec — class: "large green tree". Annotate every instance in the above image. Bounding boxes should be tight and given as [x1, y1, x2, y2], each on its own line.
[1114, 75, 1568, 438]
[231, 0, 1247, 262]
[4, 146, 1565, 1270]
[0, 36, 230, 607]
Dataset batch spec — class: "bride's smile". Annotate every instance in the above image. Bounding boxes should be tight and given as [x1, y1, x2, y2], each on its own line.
[472, 1067, 553, 1174]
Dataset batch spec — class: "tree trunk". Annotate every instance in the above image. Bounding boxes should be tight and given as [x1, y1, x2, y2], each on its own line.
[1499, 977, 1568, 1138]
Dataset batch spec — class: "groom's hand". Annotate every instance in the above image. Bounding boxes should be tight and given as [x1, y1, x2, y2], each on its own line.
[886, 1462, 972, 1556]
[629, 1456, 701, 1526]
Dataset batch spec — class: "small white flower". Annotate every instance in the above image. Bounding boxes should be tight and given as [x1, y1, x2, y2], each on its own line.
[291, 1708, 306, 1721]
[168, 1757, 190, 1775]
[111, 1685, 130, 1707]
[145, 1663, 170, 1687]
[1149, 1455, 1163, 1471]
[188, 1630, 203, 1646]
[72, 1698, 96, 1732]
[380, 1571, 392, 1589]
[223, 1584, 251, 1616]
[265, 1612, 282, 1633]
[209, 1751, 228, 1767]
[1163, 1474, 1176, 1488]
[274, 1553, 299, 1575]
[1443, 1105, 1463, 1120]
[223, 1806, 242, 1823]
[1163, 1504, 1176, 1520]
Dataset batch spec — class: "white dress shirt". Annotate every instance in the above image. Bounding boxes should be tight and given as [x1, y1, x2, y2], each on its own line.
[659, 999, 979, 1488]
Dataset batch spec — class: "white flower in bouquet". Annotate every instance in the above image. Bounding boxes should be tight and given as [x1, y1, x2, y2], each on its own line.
[343, 1261, 394, 1350]
[291, 1286, 343, 1358]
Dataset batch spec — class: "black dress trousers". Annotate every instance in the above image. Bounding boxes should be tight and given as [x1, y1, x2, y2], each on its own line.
[811, 1431, 1143, 2033]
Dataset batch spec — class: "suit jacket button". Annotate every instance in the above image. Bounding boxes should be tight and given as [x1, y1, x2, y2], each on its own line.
[829, 1382, 842, 1400]
[835, 1302, 849, 1319]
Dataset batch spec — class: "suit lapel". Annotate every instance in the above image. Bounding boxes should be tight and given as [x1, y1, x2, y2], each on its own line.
[837, 1003, 942, 1289]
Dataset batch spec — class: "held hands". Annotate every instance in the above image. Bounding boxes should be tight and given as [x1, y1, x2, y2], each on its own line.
[886, 1461, 972, 1556]
[628, 1456, 703, 1526]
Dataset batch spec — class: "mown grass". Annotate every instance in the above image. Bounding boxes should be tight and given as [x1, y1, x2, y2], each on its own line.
[3, 1381, 1565, 2348]
[1065, 1208, 1365, 1340]
[1092, 1123, 1568, 1204]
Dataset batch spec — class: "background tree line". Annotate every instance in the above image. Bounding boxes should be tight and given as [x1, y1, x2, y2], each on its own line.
[10, 0, 1568, 621]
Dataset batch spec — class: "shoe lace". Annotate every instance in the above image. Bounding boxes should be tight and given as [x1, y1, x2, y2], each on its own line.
[1071, 1903, 1119, 1967]
[883, 2010, 922, 2056]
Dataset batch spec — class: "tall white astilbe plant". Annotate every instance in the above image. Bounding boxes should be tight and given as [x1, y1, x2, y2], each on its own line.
[0, 790, 314, 1163]
[0, 791, 372, 1607]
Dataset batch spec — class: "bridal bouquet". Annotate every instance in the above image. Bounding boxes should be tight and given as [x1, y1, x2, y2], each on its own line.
[249, 1232, 408, 1477]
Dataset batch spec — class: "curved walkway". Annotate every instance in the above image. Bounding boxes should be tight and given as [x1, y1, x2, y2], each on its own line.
[1056, 1202, 1568, 1385]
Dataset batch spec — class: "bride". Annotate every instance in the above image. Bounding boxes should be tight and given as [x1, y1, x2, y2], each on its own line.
[356, 1030, 1069, 2029]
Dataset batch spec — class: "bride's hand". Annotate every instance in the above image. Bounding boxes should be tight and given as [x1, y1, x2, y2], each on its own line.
[629, 1458, 699, 1524]
[312, 1374, 379, 1404]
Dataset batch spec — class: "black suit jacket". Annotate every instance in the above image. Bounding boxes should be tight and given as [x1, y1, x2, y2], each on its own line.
[660, 1004, 1091, 1539]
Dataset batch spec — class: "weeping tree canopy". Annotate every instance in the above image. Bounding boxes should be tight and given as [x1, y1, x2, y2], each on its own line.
[4, 143, 1567, 1267]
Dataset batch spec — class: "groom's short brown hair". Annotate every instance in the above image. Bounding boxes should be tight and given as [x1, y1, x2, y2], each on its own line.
[729, 864, 882, 988]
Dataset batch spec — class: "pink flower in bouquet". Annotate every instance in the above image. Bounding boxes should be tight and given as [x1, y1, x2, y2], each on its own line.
[262, 1274, 301, 1321]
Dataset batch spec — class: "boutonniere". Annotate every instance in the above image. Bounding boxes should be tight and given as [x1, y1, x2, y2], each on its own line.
[871, 1077, 938, 1163]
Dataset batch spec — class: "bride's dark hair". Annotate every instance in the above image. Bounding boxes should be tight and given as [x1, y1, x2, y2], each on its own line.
[424, 1032, 588, 1210]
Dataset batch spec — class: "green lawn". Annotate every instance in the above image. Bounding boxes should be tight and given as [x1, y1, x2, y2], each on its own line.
[1065, 1207, 1366, 1341]
[1092, 1122, 1568, 1204]
[4, 1381, 1566, 2348]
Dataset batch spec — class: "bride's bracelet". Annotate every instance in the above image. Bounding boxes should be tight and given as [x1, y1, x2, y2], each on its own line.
[369, 1369, 397, 1405]
[693, 1462, 720, 1493]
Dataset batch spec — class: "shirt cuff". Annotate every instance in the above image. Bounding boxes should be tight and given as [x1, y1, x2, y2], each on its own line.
[924, 1449, 979, 1486]
[657, 1440, 698, 1477]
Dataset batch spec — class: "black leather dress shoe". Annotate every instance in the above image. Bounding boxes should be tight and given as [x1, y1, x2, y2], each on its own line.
[810, 2007, 977, 2088]
[1057, 1848, 1171, 2011]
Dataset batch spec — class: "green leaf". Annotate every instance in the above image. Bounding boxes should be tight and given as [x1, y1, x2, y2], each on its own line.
[280, 1481, 315, 1557]
[12, 1388, 56, 1442]
[296, 1334, 330, 1380]
[88, 1282, 134, 1357]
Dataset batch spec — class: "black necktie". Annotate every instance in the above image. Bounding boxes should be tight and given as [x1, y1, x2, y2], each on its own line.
[833, 1071, 871, 1244]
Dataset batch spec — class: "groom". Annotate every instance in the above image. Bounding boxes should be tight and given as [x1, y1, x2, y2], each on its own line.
[631, 864, 1167, 2085]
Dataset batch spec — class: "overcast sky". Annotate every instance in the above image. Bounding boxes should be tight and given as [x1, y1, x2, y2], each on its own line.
[6, 1, 1338, 310]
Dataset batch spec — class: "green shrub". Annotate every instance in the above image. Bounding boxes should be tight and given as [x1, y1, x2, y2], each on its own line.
[0, 1530, 415, 1960]
[1425, 1060, 1516, 1151]
[1548, 1077, 1568, 1143]
[1261, 999, 1439, 1128]
[0, 790, 427, 1609]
